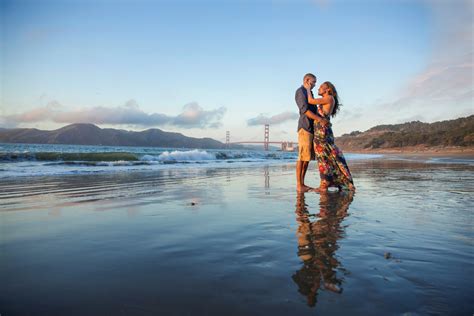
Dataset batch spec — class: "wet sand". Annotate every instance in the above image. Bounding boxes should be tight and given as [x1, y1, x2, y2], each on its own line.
[343, 146, 474, 158]
[1, 158, 473, 315]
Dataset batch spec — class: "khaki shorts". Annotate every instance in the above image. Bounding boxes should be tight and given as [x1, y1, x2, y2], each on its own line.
[297, 128, 314, 161]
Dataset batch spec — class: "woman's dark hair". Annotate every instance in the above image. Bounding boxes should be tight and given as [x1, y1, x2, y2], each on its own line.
[323, 81, 341, 118]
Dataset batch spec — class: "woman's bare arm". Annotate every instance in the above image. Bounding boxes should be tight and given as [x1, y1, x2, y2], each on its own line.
[304, 109, 329, 126]
[306, 88, 331, 105]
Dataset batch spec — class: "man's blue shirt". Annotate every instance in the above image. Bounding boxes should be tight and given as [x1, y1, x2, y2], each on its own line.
[295, 85, 318, 134]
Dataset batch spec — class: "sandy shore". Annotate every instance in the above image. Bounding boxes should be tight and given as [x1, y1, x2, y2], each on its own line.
[345, 146, 474, 158]
[1, 159, 473, 315]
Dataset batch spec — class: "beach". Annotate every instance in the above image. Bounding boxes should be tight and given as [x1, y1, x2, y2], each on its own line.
[1, 152, 473, 315]
[341, 146, 474, 158]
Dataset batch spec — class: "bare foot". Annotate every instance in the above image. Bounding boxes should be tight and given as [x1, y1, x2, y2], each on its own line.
[312, 186, 328, 192]
[297, 185, 313, 192]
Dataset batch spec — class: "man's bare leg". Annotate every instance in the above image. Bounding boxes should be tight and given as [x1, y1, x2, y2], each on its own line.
[296, 161, 312, 192]
[302, 161, 308, 182]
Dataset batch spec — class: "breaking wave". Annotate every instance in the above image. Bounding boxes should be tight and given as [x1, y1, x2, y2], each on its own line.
[0, 143, 389, 178]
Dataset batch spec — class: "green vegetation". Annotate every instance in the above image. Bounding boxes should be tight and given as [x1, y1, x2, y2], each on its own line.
[338, 115, 474, 149]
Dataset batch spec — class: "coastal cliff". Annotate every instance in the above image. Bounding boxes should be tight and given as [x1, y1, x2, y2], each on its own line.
[336, 115, 474, 152]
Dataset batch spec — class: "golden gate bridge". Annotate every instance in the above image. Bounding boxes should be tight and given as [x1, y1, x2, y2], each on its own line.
[225, 124, 295, 151]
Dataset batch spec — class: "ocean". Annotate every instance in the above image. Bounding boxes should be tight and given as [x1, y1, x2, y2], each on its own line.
[0, 143, 385, 178]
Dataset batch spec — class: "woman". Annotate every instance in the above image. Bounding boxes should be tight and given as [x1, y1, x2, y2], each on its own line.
[306, 82, 355, 191]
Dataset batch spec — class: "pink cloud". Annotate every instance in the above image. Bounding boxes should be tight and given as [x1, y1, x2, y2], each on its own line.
[247, 111, 299, 126]
[3, 100, 226, 129]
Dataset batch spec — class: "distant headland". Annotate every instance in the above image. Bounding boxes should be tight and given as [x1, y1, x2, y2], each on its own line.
[336, 115, 474, 155]
[0, 123, 228, 149]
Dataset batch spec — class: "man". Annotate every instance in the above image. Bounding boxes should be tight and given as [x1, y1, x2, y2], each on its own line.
[295, 73, 328, 192]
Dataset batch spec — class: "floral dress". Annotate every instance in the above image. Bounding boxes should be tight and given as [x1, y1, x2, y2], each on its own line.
[313, 106, 354, 189]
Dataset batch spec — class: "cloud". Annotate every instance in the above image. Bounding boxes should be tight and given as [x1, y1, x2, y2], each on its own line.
[247, 111, 298, 126]
[3, 100, 226, 129]
[379, 0, 473, 120]
[332, 0, 473, 136]
[173, 103, 226, 128]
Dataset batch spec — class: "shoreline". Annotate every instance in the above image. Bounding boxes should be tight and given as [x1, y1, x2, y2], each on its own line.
[344, 146, 474, 159]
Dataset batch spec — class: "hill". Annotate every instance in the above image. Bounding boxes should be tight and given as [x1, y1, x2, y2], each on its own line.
[0, 123, 227, 149]
[336, 115, 474, 151]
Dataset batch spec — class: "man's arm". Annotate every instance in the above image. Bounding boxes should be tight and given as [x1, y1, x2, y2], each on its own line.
[295, 89, 309, 115]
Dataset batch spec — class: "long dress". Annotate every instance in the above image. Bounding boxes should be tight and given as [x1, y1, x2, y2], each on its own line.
[313, 106, 354, 189]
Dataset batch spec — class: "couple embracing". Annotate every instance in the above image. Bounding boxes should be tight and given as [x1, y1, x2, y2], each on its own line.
[295, 73, 355, 193]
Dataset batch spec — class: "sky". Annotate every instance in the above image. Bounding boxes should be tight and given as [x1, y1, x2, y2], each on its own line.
[1, 0, 472, 143]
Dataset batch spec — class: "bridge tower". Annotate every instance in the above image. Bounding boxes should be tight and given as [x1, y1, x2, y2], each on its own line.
[226, 131, 230, 147]
[264, 124, 269, 151]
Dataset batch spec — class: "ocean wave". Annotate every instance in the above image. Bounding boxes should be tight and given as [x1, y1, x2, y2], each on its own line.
[1, 141, 472, 180]
[0, 149, 384, 165]
[141, 149, 215, 162]
[0, 152, 139, 162]
[43, 160, 153, 167]
[0, 144, 405, 179]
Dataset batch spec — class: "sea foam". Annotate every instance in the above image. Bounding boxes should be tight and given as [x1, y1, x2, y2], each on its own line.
[142, 149, 215, 162]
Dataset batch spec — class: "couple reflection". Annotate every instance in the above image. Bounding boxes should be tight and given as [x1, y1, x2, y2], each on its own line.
[292, 190, 354, 307]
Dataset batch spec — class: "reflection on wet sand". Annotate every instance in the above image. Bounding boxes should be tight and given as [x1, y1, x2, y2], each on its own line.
[264, 165, 270, 189]
[292, 191, 354, 307]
